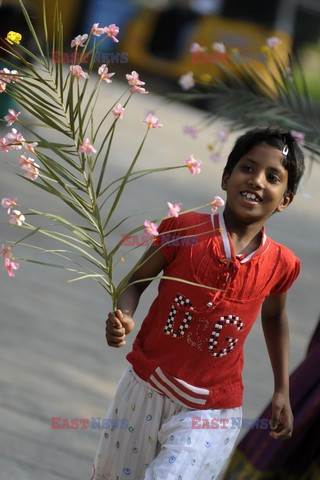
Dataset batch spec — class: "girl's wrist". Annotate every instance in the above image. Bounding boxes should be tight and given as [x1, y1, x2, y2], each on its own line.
[273, 384, 290, 396]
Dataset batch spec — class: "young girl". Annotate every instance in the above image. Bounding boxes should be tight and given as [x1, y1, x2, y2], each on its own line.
[91, 127, 305, 480]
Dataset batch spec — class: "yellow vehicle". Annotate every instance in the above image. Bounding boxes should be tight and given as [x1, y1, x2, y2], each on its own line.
[27, 0, 80, 39]
[121, 0, 293, 85]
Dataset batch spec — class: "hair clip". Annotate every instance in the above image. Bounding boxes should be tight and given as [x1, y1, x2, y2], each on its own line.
[282, 145, 289, 156]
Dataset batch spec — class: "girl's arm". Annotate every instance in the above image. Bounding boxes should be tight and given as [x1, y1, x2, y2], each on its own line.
[105, 246, 167, 347]
[261, 293, 294, 439]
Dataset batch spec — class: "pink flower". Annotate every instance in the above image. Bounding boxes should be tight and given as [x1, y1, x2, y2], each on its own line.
[9, 210, 25, 226]
[144, 220, 159, 237]
[9, 70, 22, 83]
[0, 68, 22, 83]
[10, 70, 23, 83]
[167, 202, 181, 217]
[1, 197, 18, 214]
[190, 42, 206, 52]
[126, 70, 145, 86]
[103, 24, 120, 43]
[5, 128, 25, 149]
[218, 128, 229, 142]
[0, 137, 10, 153]
[22, 141, 38, 153]
[184, 154, 201, 175]
[178, 72, 195, 91]
[91, 23, 105, 37]
[70, 65, 89, 80]
[183, 125, 198, 139]
[24, 162, 40, 181]
[126, 71, 148, 94]
[4, 257, 19, 277]
[112, 104, 125, 119]
[0, 68, 12, 84]
[0, 245, 12, 259]
[19, 154, 35, 169]
[266, 37, 281, 48]
[212, 42, 226, 53]
[70, 34, 88, 48]
[130, 85, 148, 94]
[291, 130, 305, 146]
[98, 64, 115, 83]
[4, 109, 21, 126]
[19, 155, 40, 180]
[143, 113, 163, 129]
[78, 138, 96, 155]
[209, 195, 225, 213]
[0, 80, 6, 93]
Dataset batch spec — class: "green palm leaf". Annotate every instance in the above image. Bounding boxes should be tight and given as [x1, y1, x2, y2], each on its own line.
[1, 0, 226, 308]
[172, 52, 320, 160]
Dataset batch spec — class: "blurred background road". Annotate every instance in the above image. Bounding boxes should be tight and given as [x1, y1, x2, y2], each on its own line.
[0, 1, 320, 479]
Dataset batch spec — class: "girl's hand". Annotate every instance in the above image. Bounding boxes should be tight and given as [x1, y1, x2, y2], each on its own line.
[105, 309, 135, 348]
[269, 391, 293, 439]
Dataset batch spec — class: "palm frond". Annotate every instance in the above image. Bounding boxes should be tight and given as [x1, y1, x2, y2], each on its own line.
[171, 51, 320, 161]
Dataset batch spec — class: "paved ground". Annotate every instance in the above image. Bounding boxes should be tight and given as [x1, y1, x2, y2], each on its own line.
[0, 75, 319, 479]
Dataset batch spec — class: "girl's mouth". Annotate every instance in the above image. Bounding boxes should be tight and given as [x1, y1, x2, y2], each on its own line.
[240, 191, 262, 203]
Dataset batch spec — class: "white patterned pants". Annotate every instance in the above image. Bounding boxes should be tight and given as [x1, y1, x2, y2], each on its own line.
[91, 368, 242, 480]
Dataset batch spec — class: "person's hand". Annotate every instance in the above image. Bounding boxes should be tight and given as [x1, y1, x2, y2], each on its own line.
[269, 391, 293, 439]
[105, 309, 134, 348]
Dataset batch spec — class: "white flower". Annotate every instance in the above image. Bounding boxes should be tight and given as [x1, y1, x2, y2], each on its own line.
[178, 71, 195, 91]
[190, 42, 206, 53]
[212, 42, 226, 53]
[9, 210, 25, 226]
[266, 37, 281, 48]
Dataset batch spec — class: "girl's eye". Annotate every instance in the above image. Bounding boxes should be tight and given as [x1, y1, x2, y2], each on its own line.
[241, 164, 252, 172]
[268, 173, 280, 183]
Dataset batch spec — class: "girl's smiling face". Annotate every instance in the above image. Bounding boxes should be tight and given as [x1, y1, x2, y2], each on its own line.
[221, 143, 294, 225]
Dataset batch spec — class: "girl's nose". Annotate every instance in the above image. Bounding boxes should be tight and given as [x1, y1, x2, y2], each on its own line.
[249, 173, 265, 189]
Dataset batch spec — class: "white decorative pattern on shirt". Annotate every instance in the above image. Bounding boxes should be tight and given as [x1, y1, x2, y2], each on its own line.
[164, 294, 193, 338]
[209, 315, 243, 357]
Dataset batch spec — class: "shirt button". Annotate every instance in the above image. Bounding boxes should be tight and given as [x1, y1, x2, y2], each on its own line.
[207, 302, 213, 307]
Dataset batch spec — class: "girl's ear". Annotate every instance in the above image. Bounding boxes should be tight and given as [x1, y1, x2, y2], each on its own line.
[276, 192, 294, 213]
[221, 171, 230, 191]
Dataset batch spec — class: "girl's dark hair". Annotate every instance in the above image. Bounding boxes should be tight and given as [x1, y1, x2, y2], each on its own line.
[224, 127, 305, 194]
